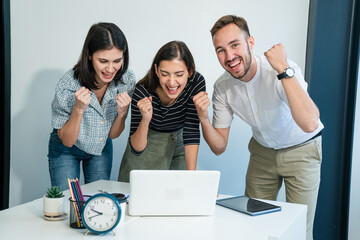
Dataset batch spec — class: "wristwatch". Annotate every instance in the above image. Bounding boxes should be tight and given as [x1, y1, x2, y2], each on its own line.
[277, 67, 295, 80]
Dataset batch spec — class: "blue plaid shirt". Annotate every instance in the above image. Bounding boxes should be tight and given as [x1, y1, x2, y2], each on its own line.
[51, 69, 136, 155]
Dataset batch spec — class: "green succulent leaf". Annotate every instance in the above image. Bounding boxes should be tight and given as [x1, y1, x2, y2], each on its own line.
[46, 186, 64, 198]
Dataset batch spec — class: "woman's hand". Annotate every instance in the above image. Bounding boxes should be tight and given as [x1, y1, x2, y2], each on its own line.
[129, 96, 153, 152]
[116, 91, 132, 117]
[137, 96, 153, 123]
[74, 87, 92, 113]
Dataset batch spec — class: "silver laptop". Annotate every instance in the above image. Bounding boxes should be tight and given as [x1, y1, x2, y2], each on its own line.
[129, 170, 220, 216]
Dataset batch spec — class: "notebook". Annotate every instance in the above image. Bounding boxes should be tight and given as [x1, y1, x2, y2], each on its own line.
[128, 170, 221, 216]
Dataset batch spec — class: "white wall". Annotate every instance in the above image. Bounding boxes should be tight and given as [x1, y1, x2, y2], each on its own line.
[10, 0, 310, 206]
[348, 56, 360, 240]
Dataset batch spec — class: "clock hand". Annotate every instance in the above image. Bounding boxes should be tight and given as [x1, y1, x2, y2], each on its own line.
[91, 209, 103, 215]
[88, 209, 103, 219]
[88, 212, 103, 220]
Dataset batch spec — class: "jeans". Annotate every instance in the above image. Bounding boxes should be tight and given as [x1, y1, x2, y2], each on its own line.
[48, 129, 113, 191]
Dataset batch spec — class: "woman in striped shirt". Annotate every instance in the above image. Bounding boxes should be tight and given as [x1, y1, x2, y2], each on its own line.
[118, 41, 206, 182]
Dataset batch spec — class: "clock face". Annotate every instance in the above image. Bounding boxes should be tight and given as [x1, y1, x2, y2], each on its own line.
[82, 194, 121, 233]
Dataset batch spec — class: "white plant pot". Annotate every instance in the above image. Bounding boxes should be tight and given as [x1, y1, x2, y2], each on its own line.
[43, 195, 65, 217]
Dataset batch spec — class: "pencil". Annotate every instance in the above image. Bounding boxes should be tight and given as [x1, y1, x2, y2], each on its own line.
[71, 180, 83, 225]
[75, 178, 85, 202]
[68, 178, 80, 227]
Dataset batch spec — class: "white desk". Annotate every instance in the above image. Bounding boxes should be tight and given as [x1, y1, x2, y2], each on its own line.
[0, 180, 306, 240]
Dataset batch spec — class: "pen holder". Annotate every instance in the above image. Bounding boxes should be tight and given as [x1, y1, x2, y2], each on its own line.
[69, 197, 86, 229]
[112, 193, 127, 224]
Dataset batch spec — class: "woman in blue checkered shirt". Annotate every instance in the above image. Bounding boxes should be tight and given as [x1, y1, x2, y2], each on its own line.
[48, 23, 136, 191]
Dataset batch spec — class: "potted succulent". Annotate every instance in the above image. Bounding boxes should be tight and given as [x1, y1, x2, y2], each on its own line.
[43, 186, 65, 218]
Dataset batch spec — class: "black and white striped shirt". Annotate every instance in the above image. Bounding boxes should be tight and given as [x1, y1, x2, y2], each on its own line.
[130, 72, 206, 145]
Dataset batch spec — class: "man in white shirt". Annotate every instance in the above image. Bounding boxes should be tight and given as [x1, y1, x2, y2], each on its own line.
[193, 15, 323, 240]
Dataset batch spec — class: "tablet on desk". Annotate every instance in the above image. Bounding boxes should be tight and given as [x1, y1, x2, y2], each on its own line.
[216, 196, 281, 216]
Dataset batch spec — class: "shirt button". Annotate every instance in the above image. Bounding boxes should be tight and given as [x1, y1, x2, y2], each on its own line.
[100, 121, 104, 124]
[99, 138, 104, 141]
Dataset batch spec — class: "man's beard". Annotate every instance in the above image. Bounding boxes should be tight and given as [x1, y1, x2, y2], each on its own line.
[228, 42, 252, 80]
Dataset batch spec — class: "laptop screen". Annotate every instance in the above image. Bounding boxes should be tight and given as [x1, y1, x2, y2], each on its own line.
[129, 170, 220, 216]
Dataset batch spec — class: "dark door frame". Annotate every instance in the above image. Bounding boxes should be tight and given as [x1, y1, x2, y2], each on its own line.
[1, 0, 11, 210]
[306, 0, 360, 239]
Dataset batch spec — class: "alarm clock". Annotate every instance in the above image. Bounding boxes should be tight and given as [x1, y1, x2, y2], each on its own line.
[82, 193, 122, 234]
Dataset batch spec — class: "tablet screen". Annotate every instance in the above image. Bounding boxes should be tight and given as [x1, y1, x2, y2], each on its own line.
[216, 196, 281, 216]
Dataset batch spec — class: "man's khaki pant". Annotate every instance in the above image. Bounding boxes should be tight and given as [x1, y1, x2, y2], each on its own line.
[245, 136, 322, 240]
